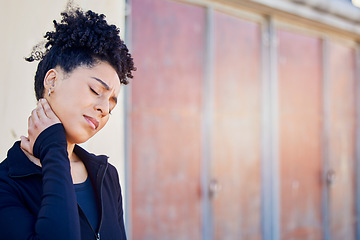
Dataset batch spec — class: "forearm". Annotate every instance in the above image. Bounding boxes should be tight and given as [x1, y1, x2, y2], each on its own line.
[33, 123, 80, 240]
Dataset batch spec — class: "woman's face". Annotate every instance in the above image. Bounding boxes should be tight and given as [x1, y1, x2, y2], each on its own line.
[45, 61, 121, 144]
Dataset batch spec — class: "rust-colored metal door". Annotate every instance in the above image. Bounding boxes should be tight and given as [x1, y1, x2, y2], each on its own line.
[131, 0, 205, 239]
[211, 11, 262, 240]
[277, 29, 358, 240]
[130, 0, 359, 239]
[277, 29, 324, 239]
[326, 40, 356, 240]
[130, 1, 263, 239]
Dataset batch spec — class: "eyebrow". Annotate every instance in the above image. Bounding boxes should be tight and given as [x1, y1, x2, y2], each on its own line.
[91, 77, 118, 104]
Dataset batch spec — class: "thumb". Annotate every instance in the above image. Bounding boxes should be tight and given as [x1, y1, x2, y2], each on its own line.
[20, 136, 32, 155]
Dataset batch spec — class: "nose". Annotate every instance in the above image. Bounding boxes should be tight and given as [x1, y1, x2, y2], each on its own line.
[95, 99, 110, 116]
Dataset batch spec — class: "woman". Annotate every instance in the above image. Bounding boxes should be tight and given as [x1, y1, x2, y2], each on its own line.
[0, 7, 135, 240]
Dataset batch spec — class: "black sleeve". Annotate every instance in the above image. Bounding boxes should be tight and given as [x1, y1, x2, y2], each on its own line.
[0, 123, 81, 240]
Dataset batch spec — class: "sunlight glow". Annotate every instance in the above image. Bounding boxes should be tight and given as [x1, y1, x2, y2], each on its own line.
[352, 0, 360, 7]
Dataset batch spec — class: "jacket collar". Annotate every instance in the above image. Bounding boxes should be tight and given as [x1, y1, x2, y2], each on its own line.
[73, 144, 109, 176]
[7, 141, 42, 177]
[74, 145, 109, 192]
[7, 141, 108, 178]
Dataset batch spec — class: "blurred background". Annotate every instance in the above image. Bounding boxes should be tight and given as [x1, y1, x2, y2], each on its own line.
[1, 0, 360, 239]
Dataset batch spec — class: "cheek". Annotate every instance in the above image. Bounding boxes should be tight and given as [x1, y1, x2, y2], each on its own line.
[97, 116, 110, 132]
[50, 90, 89, 120]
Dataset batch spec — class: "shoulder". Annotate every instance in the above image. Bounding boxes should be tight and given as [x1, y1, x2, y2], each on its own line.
[103, 163, 123, 197]
[105, 163, 121, 186]
[0, 142, 18, 175]
[107, 163, 119, 179]
[0, 159, 10, 180]
[0, 158, 20, 198]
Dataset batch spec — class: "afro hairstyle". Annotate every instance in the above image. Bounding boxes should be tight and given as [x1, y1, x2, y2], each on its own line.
[26, 8, 136, 100]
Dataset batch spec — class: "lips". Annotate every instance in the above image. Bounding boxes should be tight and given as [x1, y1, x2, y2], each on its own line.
[84, 115, 99, 130]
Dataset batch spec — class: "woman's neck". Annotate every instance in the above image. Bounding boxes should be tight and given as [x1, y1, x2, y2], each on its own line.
[21, 141, 78, 167]
[67, 142, 76, 162]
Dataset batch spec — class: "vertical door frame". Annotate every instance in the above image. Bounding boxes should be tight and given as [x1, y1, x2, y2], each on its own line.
[322, 38, 360, 240]
[124, 0, 133, 239]
[321, 36, 331, 240]
[201, 5, 215, 240]
[261, 16, 280, 240]
[356, 44, 360, 240]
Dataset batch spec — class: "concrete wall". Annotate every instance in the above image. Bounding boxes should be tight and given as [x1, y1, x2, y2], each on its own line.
[0, 0, 127, 188]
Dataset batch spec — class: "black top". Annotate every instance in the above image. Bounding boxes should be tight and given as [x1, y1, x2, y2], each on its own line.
[74, 177, 99, 231]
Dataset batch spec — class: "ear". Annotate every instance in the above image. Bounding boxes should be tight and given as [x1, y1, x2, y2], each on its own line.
[43, 69, 58, 97]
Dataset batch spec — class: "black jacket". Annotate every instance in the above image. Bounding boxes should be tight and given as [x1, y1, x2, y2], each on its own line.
[0, 123, 126, 240]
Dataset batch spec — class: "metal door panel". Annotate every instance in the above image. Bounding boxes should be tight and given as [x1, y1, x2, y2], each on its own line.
[278, 30, 323, 239]
[212, 11, 262, 240]
[131, 0, 205, 239]
[131, 112, 202, 240]
[327, 41, 356, 240]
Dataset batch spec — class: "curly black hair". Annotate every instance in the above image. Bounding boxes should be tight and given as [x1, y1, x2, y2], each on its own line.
[26, 8, 136, 100]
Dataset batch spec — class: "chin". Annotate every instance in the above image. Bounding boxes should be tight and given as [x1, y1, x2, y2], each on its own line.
[65, 130, 96, 145]
[67, 136, 89, 145]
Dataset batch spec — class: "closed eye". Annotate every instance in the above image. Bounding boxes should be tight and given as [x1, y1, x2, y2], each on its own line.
[90, 88, 99, 95]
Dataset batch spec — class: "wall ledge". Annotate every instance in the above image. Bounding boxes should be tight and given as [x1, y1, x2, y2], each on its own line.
[246, 0, 360, 38]
[289, 0, 360, 23]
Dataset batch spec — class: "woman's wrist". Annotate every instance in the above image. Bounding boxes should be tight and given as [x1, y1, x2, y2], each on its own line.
[33, 123, 67, 161]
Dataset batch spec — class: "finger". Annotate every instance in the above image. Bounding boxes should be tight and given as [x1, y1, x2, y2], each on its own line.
[28, 114, 34, 130]
[29, 109, 42, 134]
[36, 100, 47, 120]
[30, 109, 40, 125]
[20, 136, 32, 154]
[28, 116, 35, 138]
[40, 99, 59, 121]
